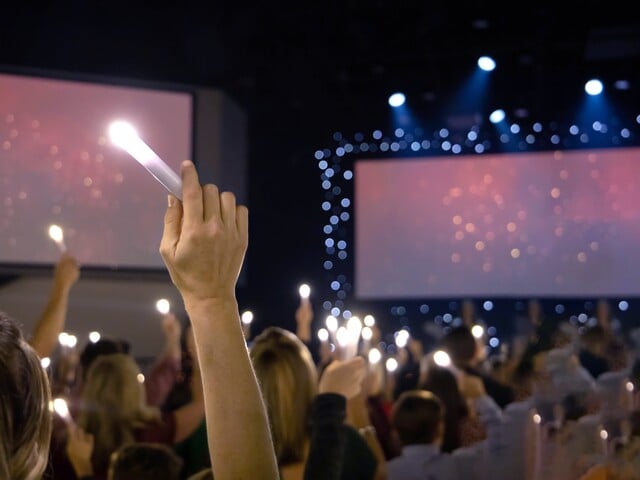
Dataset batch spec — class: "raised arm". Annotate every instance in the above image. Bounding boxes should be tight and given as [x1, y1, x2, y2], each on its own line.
[30, 253, 80, 358]
[159, 161, 279, 480]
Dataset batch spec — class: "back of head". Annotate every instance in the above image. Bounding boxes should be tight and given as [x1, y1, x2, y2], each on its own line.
[80, 353, 158, 474]
[441, 326, 476, 367]
[0, 313, 52, 480]
[109, 443, 183, 480]
[250, 327, 317, 465]
[80, 337, 130, 381]
[392, 390, 444, 447]
[419, 366, 466, 452]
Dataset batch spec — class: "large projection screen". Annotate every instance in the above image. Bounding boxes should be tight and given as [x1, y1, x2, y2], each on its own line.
[0, 72, 192, 270]
[355, 148, 640, 298]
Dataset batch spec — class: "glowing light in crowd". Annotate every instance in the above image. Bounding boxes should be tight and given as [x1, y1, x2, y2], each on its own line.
[336, 326, 349, 348]
[89, 331, 101, 343]
[53, 398, 70, 420]
[368, 348, 382, 364]
[627, 381, 634, 393]
[41, 357, 51, 369]
[58, 332, 77, 348]
[361, 326, 373, 341]
[326, 315, 338, 332]
[533, 413, 542, 424]
[385, 357, 399, 373]
[298, 284, 311, 299]
[48, 224, 67, 252]
[477, 56, 496, 72]
[471, 325, 485, 339]
[600, 429, 608, 440]
[155, 298, 171, 315]
[395, 330, 410, 348]
[433, 350, 451, 368]
[363, 315, 375, 327]
[108, 120, 182, 199]
[388, 93, 406, 107]
[241, 311, 254, 325]
[317, 328, 329, 342]
[137, 373, 145, 383]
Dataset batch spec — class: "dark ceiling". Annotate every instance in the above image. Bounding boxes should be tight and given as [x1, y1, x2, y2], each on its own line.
[2, 1, 640, 331]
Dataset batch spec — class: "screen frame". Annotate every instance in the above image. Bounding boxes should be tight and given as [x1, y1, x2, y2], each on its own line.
[314, 116, 640, 336]
[0, 64, 198, 278]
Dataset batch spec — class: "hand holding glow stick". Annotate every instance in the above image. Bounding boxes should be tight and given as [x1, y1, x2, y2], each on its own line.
[108, 121, 182, 199]
[298, 284, 311, 301]
[48, 224, 67, 253]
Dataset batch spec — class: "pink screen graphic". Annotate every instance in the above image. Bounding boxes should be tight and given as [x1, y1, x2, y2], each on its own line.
[355, 148, 640, 298]
[0, 73, 192, 269]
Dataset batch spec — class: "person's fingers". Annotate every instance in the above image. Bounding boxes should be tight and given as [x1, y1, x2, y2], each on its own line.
[236, 205, 249, 240]
[220, 191, 237, 226]
[180, 161, 204, 227]
[202, 184, 221, 222]
[159, 194, 183, 260]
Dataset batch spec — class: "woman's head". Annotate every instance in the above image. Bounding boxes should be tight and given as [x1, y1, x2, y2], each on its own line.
[0, 312, 52, 480]
[79, 353, 158, 473]
[250, 327, 317, 466]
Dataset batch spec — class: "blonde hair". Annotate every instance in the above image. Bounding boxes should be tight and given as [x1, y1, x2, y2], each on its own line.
[0, 313, 52, 480]
[78, 353, 159, 474]
[250, 327, 317, 466]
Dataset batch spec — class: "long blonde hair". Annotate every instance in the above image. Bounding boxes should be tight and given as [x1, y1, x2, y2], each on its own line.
[78, 353, 159, 474]
[0, 313, 52, 480]
[250, 327, 318, 466]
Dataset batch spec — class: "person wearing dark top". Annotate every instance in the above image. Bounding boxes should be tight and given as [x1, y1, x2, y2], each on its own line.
[441, 326, 515, 409]
[578, 325, 611, 379]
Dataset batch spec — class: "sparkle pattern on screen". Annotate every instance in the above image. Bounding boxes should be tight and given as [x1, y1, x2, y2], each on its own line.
[0, 73, 191, 268]
[355, 148, 640, 298]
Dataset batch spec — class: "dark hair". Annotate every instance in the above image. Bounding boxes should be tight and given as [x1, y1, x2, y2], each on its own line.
[79, 337, 130, 380]
[562, 393, 588, 422]
[391, 390, 444, 446]
[441, 327, 476, 366]
[419, 366, 467, 452]
[109, 443, 183, 480]
[580, 325, 607, 349]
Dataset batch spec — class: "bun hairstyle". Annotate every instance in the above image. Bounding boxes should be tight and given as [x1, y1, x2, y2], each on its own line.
[0, 312, 52, 480]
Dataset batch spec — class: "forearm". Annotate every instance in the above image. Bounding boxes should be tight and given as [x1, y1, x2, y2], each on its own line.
[30, 282, 71, 357]
[304, 393, 347, 480]
[187, 298, 279, 480]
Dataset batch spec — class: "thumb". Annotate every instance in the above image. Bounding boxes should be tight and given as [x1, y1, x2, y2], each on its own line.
[160, 195, 183, 260]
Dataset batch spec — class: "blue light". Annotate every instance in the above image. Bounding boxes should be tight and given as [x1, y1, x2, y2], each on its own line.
[510, 124, 520, 134]
[321, 201, 331, 211]
[314, 150, 324, 160]
[489, 337, 500, 348]
[474, 144, 485, 153]
[337, 240, 347, 249]
[340, 198, 350, 208]
[477, 56, 496, 72]
[372, 130, 383, 140]
[467, 131, 478, 141]
[330, 281, 340, 291]
[585, 79, 603, 96]
[388, 92, 406, 107]
[489, 109, 506, 124]
[343, 170, 353, 180]
[483, 301, 493, 311]
[411, 141, 420, 151]
[395, 128, 405, 138]
[619, 300, 629, 311]
[318, 160, 328, 170]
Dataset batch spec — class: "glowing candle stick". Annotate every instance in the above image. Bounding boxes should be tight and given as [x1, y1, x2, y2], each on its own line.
[298, 284, 311, 300]
[53, 398, 72, 424]
[48, 224, 67, 253]
[108, 121, 182, 199]
[326, 315, 339, 345]
[600, 429, 609, 457]
[336, 326, 349, 360]
[361, 326, 373, 353]
[156, 298, 171, 315]
[626, 381, 635, 411]
[533, 412, 542, 477]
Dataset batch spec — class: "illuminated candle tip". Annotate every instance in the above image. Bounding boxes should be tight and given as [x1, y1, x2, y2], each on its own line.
[298, 284, 311, 299]
[156, 299, 171, 315]
[241, 310, 254, 325]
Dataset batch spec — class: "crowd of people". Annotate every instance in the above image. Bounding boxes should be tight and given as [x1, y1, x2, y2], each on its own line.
[2, 161, 640, 479]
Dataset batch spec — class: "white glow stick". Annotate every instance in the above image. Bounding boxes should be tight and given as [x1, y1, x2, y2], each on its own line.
[298, 284, 311, 300]
[241, 311, 254, 325]
[108, 121, 182, 199]
[156, 298, 171, 315]
[53, 398, 71, 423]
[48, 224, 67, 253]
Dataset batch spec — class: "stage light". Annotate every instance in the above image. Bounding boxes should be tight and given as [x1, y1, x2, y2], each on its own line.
[615, 80, 630, 90]
[388, 93, 406, 107]
[585, 79, 603, 96]
[477, 56, 496, 72]
[489, 109, 506, 124]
